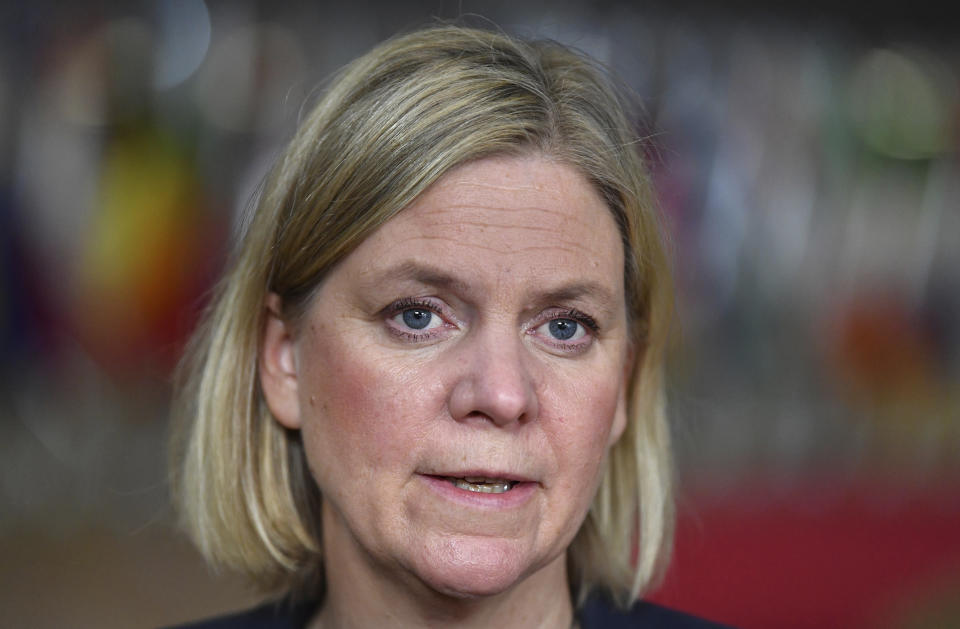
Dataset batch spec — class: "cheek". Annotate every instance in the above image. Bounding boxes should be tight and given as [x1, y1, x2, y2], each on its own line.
[297, 336, 440, 480]
[546, 369, 623, 484]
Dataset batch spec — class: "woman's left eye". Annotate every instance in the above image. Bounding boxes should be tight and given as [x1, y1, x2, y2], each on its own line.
[536, 317, 587, 342]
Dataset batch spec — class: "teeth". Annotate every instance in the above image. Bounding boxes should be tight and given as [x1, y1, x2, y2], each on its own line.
[448, 477, 515, 494]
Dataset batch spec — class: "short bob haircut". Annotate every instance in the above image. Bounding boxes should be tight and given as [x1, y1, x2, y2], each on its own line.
[171, 23, 674, 608]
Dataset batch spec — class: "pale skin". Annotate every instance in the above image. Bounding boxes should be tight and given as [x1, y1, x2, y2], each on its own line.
[260, 154, 633, 628]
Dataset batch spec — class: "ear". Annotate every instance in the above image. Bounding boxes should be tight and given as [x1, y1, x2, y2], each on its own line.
[608, 342, 636, 447]
[260, 293, 302, 429]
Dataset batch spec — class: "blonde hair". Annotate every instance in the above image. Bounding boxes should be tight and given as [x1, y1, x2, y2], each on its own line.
[171, 23, 674, 608]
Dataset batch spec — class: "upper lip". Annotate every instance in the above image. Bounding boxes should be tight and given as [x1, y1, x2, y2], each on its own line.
[425, 470, 536, 483]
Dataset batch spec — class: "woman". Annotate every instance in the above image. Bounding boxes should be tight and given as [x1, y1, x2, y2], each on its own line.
[171, 24, 727, 629]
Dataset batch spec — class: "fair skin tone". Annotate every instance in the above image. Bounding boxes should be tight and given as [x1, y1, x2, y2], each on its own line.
[261, 154, 632, 629]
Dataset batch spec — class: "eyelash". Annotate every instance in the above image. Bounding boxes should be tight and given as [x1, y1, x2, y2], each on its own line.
[382, 298, 600, 351]
[384, 297, 451, 341]
[554, 308, 600, 334]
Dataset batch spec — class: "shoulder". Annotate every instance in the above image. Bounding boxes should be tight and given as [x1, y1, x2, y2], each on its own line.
[162, 599, 318, 629]
[579, 595, 734, 629]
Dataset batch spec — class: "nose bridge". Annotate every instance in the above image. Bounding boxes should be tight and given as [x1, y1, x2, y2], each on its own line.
[448, 318, 538, 426]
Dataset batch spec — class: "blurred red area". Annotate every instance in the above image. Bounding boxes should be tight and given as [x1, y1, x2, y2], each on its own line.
[651, 479, 960, 628]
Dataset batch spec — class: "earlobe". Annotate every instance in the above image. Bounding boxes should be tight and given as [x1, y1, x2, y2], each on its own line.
[260, 293, 302, 429]
[609, 392, 628, 447]
[608, 343, 636, 447]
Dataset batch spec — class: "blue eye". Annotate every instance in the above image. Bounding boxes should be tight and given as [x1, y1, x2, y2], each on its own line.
[386, 299, 448, 340]
[546, 318, 583, 341]
[402, 308, 434, 330]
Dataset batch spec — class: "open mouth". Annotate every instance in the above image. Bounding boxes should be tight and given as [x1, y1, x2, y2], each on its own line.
[446, 476, 517, 494]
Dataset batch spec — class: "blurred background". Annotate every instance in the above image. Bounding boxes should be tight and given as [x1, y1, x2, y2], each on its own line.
[1, 1, 958, 627]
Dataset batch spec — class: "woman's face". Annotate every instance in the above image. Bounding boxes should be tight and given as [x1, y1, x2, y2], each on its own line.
[262, 154, 632, 600]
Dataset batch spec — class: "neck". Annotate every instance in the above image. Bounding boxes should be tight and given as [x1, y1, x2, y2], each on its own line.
[310, 507, 575, 629]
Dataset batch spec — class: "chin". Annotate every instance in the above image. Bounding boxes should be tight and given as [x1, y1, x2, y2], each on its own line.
[412, 535, 536, 599]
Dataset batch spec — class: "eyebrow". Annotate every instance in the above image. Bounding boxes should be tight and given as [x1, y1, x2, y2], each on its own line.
[361, 261, 620, 315]
[534, 282, 619, 311]
[359, 261, 473, 295]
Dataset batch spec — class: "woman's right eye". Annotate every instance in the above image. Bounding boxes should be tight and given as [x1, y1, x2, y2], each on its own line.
[383, 298, 450, 340]
[395, 308, 442, 331]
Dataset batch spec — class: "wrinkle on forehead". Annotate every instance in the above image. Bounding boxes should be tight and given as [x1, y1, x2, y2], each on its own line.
[392, 233, 597, 258]
[439, 177, 566, 193]
[408, 201, 610, 257]
[417, 203, 602, 226]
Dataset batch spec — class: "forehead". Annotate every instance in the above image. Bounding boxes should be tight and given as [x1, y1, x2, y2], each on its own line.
[341, 155, 625, 300]
[388, 156, 616, 260]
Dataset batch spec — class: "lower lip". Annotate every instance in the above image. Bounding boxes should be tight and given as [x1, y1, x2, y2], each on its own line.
[419, 475, 537, 509]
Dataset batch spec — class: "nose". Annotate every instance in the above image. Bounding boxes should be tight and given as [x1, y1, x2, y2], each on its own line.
[447, 327, 539, 427]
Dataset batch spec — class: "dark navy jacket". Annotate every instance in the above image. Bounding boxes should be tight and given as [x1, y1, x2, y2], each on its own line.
[170, 595, 733, 628]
